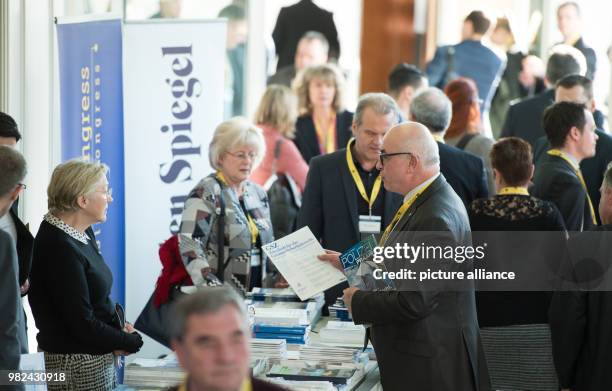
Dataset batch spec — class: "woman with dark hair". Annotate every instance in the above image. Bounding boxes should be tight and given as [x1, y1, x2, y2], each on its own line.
[444, 77, 495, 193]
[469, 137, 566, 391]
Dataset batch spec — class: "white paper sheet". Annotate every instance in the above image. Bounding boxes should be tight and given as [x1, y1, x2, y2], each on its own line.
[19, 352, 47, 391]
[262, 227, 347, 300]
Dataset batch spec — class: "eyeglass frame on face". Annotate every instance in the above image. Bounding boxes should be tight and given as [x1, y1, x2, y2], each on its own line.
[378, 151, 415, 167]
[92, 187, 113, 199]
[226, 150, 258, 161]
[17, 183, 26, 190]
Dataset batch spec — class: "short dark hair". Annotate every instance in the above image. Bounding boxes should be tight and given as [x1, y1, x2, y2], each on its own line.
[387, 63, 426, 95]
[555, 74, 593, 100]
[0, 112, 21, 142]
[542, 101, 587, 148]
[0, 146, 27, 198]
[464, 10, 491, 35]
[546, 45, 585, 84]
[490, 138, 533, 186]
[218, 4, 245, 21]
[558, 1, 581, 16]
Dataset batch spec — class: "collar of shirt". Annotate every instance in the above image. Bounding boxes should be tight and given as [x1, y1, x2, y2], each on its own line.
[403, 173, 440, 203]
[44, 213, 90, 244]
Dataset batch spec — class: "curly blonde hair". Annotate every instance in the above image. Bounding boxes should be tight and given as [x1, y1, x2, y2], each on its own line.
[293, 63, 345, 116]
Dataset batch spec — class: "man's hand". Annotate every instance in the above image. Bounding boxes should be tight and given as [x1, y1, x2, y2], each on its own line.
[123, 322, 135, 333]
[343, 287, 359, 313]
[318, 249, 343, 271]
[274, 275, 289, 288]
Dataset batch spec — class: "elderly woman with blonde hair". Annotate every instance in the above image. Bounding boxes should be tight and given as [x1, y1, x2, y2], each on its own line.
[251, 84, 308, 192]
[292, 63, 353, 163]
[28, 160, 143, 391]
[179, 117, 275, 293]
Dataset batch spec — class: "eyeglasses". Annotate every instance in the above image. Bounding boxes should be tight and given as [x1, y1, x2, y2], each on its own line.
[227, 151, 257, 161]
[17, 183, 26, 190]
[94, 188, 113, 198]
[378, 152, 414, 167]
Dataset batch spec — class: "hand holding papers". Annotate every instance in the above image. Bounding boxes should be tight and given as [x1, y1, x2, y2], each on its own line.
[262, 227, 347, 301]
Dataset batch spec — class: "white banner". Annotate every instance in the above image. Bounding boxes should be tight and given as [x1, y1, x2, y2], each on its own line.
[123, 20, 226, 356]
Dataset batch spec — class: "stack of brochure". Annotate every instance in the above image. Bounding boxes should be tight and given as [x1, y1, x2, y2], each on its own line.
[265, 379, 337, 391]
[299, 345, 365, 365]
[250, 338, 288, 360]
[328, 298, 352, 321]
[265, 360, 357, 386]
[247, 299, 323, 326]
[253, 323, 310, 345]
[318, 321, 366, 346]
[247, 287, 301, 302]
[123, 356, 184, 389]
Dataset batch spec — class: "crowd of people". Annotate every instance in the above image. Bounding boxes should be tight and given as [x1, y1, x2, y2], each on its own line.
[1, 1, 612, 391]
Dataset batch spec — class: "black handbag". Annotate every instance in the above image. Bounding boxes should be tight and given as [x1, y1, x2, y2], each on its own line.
[264, 139, 301, 239]
[134, 286, 185, 348]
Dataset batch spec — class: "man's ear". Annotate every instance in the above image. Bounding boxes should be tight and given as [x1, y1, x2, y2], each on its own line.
[351, 121, 357, 137]
[400, 86, 414, 102]
[8, 186, 22, 202]
[569, 125, 582, 142]
[528, 164, 535, 181]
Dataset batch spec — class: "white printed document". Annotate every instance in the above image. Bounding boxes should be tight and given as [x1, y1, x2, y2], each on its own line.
[262, 227, 347, 300]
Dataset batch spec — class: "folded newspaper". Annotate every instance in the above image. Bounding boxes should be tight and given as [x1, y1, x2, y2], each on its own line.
[339, 235, 394, 290]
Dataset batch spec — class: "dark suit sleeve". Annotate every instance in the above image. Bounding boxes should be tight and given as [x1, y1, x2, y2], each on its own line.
[352, 289, 440, 325]
[476, 158, 489, 199]
[549, 291, 586, 388]
[327, 13, 340, 60]
[297, 158, 324, 241]
[549, 177, 587, 231]
[500, 102, 516, 137]
[47, 241, 142, 353]
[271, 8, 286, 57]
[0, 232, 23, 383]
[425, 47, 448, 88]
[584, 47, 597, 79]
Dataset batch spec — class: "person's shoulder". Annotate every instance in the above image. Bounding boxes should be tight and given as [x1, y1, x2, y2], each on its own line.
[310, 149, 345, 167]
[246, 180, 267, 198]
[337, 110, 353, 122]
[440, 142, 482, 164]
[595, 129, 612, 150]
[0, 228, 13, 245]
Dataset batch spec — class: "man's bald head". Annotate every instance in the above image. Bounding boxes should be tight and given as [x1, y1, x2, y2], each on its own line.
[379, 122, 439, 195]
[388, 122, 440, 167]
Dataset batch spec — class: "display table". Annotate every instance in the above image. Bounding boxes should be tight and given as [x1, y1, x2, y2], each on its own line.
[119, 317, 381, 390]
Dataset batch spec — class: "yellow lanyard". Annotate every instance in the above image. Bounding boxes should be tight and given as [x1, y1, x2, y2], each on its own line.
[498, 187, 529, 196]
[547, 149, 597, 225]
[432, 134, 445, 143]
[345, 139, 383, 214]
[179, 378, 252, 391]
[314, 112, 336, 154]
[379, 180, 435, 246]
[216, 172, 259, 244]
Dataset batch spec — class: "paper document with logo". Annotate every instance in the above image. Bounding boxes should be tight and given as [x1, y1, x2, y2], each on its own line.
[340, 235, 395, 291]
[262, 227, 347, 301]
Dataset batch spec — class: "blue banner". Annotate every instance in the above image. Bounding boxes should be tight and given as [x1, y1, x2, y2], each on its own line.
[56, 18, 125, 307]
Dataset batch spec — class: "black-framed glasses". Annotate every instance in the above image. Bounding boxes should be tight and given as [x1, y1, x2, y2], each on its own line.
[17, 183, 26, 190]
[378, 152, 414, 166]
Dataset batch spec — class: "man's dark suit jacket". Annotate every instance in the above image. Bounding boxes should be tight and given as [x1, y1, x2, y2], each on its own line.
[267, 65, 295, 87]
[272, 0, 340, 70]
[351, 175, 490, 391]
[549, 225, 612, 390]
[297, 148, 403, 304]
[294, 110, 353, 164]
[438, 141, 489, 209]
[532, 153, 595, 231]
[574, 37, 597, 80]
[0, 230, 22, 377]
[500, 89, 555, 147]
[533, 129, 612, 225]
[9, 201, 33, 287]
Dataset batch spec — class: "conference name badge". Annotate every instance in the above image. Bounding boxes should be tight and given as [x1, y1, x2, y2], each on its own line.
[359, 215, 381, 234]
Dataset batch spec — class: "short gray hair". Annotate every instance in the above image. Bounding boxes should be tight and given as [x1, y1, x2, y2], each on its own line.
[0, 146, 26, 198]
[47, 159, 108, 213]
[354, 93, 399, 127]
[299, 31, 329, 55]
[410, 88, 452, 133]
[208, 117, 266, 170]
[170, 285, 247, 341]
